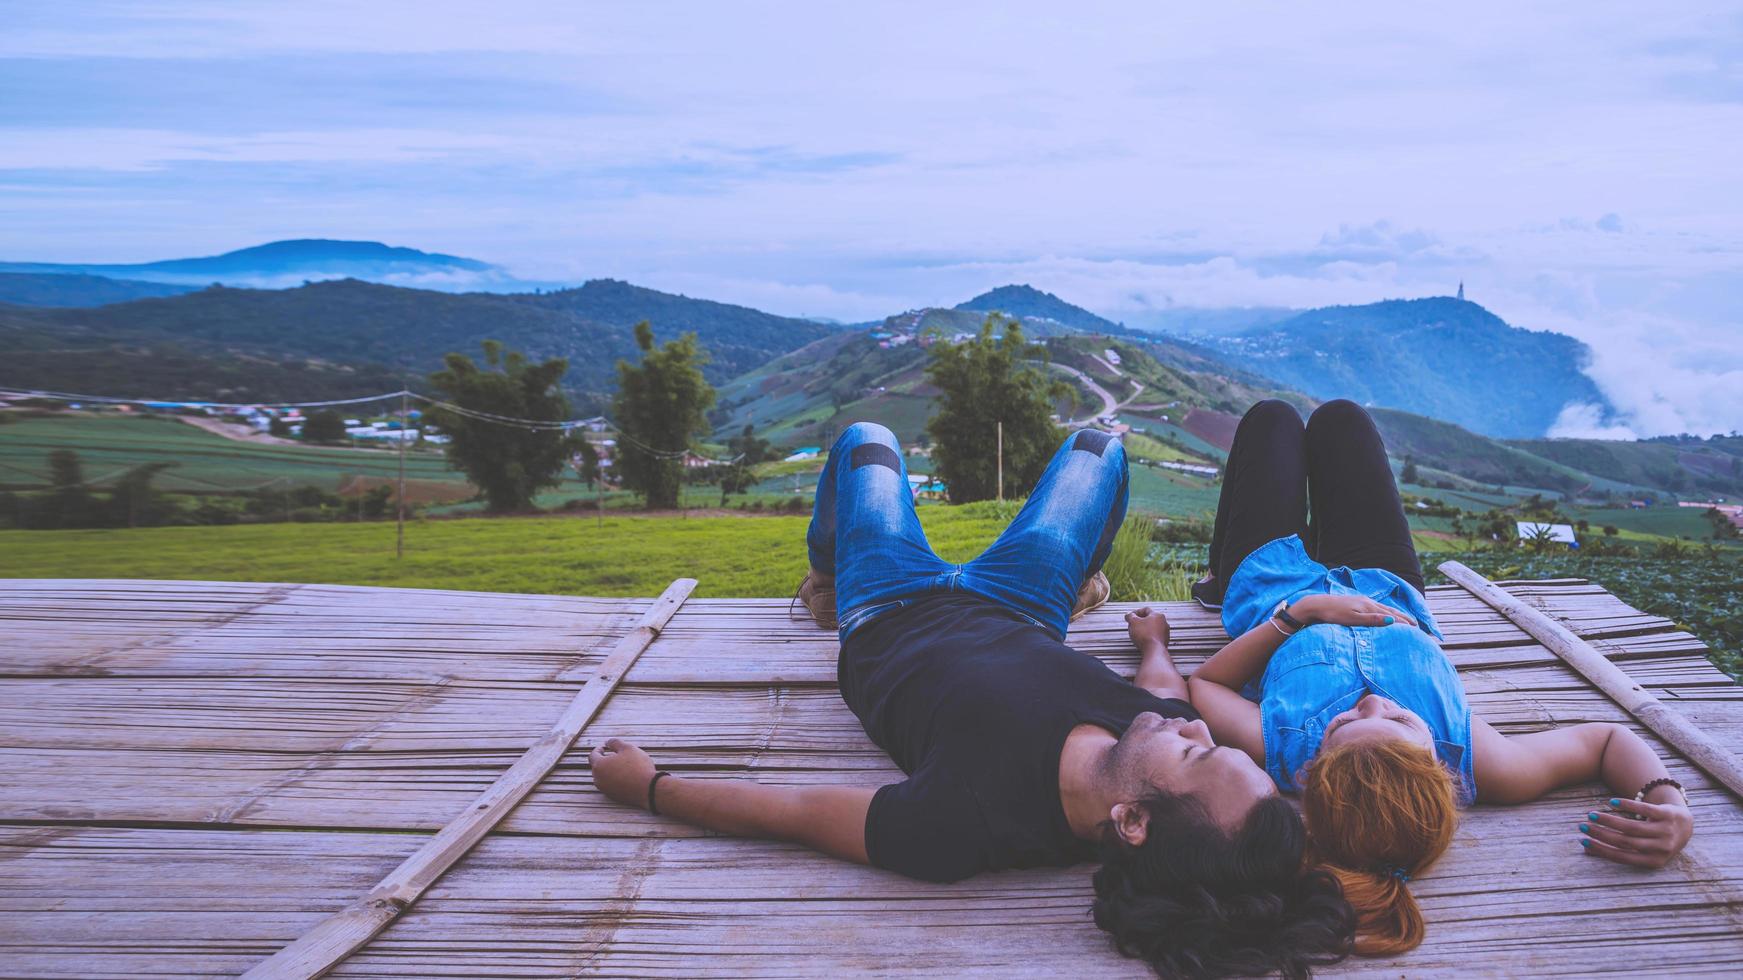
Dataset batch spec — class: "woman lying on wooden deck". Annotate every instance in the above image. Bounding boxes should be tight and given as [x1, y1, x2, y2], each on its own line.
[1183, 399, 1697, 957]
[592, 421, 1355, 979]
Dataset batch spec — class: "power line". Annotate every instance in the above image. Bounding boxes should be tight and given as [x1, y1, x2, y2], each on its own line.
[5, 386, 748, 464]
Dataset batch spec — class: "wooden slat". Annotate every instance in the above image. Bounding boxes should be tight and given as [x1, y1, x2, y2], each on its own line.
[242, 578, 697, 979]
[4, 575, 1743, 977]
[4, 825, 1741, 978]
[1442, 560, 1743, 799]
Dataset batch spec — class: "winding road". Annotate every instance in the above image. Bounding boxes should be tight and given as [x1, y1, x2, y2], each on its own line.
[1048, 363, 1144, 423]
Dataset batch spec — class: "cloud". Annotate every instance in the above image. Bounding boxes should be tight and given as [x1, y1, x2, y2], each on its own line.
[1, 2, 1740, 437]
[1548, 402, 1639, 440]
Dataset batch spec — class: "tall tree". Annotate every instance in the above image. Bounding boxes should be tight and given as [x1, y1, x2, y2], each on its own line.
[427, 339, 577, 512]
[613, 322, 715, 509]
[924, 317, 1070, 503]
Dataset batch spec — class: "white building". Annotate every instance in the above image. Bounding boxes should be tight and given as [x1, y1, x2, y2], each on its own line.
[1516, 521, 1578, 546]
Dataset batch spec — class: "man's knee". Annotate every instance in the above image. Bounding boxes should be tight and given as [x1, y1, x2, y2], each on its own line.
[1066, 427, 1123, 460]
[833, 422, 905, 476]
[835, 421, 899, 451]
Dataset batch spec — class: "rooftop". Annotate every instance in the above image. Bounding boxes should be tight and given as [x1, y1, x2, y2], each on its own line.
[2, 575, 1741, 975]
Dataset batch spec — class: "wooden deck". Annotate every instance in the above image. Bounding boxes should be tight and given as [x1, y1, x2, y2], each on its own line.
[2, 576, 1740, 977]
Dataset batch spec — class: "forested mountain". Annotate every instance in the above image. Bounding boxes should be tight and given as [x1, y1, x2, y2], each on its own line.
[0, 273, 199, 307]
[1209, 297, 1608, 438]
[512, 279, 834, 372]
[955, 284, 1123, 333]
[0, 278, 834, 405]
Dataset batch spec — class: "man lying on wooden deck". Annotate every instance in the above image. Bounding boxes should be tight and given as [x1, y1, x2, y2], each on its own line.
[592, 422, 1356, 978]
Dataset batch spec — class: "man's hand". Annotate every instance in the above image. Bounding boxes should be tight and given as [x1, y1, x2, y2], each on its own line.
[1580, 796, 1694, 869]
[1125, 606, 1170, 649]
[1290, 594, 1416, 629]
[589, 737, 658, 810]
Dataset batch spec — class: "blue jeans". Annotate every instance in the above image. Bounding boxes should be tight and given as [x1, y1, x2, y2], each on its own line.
[806, 422, 1130, 640]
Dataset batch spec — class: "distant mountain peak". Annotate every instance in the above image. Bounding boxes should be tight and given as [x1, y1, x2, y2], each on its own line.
[0, 238, 503, 290]
[188, 239, 494, 271]
[954, 283, 1119, 333]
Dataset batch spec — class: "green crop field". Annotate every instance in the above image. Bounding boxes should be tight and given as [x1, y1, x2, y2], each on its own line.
[0, 413, 470, 494]
[0, 503, 1026, 598]
[1127, 463, 1221, 518]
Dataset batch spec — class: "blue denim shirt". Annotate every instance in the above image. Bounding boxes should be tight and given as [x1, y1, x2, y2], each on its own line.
[1224, 535, 1475, 806]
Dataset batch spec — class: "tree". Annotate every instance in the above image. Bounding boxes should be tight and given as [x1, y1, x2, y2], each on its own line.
[1400, 456, 1420, 485]
[104, 462, 177, 528]
[574, 441, 602, 488]
[717, 424, 772, 504]
[613, 322, 715, 509]
[924, 317, 1070, 503]
[268, 415, 293, 438]
[427, 339, 578, 512]
[47, 449, 94, 529]
[302, 410, 347, 443]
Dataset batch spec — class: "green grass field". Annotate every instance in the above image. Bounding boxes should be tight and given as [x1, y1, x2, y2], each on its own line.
[0, 413, 468, 493]
[0, 504, 1024, 598]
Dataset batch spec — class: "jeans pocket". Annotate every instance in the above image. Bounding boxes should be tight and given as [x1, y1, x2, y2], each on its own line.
[839, 598, 913, 637]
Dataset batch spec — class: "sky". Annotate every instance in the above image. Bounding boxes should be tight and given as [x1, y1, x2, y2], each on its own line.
[2, 1, 1740, 437]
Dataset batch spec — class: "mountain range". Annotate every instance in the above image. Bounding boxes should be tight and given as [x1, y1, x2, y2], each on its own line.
[5, 238, 1724, 497]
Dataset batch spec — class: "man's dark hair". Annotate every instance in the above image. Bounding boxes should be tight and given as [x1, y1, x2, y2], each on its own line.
[1092, 792, 1354, 980]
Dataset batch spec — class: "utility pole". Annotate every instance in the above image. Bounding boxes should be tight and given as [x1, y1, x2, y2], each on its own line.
[996, 420, 1003, 503]
[396, 388, 407, 559]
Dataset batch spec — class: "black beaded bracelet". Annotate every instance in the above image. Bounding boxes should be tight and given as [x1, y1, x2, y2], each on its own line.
[647, 770, 673, 816]
[1635, 777, 1686, 805]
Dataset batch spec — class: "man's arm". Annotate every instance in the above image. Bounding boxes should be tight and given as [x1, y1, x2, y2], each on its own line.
[589, 738, 875, 864]
[1124, 607, 1188, 701]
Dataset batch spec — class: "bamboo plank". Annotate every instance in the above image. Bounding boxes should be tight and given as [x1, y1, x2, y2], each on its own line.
[241, 578, 696, 980]
[5, 825, 1740, 978]
[1441, 560, 1743, 800]
[5, 575, 1743, 977]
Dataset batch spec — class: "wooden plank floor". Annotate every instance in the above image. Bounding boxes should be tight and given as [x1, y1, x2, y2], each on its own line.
[2, 577, 1740, 977]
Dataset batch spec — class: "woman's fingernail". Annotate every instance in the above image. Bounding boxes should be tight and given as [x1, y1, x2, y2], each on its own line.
[1609, 798, 1621, 807]
[1588, 812, 1600, 821]
[1383, 616, 1396, 625]
[1579, 838, 1591, 848]
[1579, 823, 1589, 833]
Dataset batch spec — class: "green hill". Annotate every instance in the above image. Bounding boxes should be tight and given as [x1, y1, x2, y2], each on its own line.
[1213, 297, 1610, 438]
[1508, 435, 1743, 498]
[955, 284, 1122, 333]
[0, 278, 835, 406]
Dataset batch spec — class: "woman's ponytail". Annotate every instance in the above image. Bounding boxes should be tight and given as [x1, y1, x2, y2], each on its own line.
[1317, 862, 1425, 955]
[1299, 739, 1457, 955]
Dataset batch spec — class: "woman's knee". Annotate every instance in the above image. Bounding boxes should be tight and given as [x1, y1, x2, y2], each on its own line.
[1244, 398, 1304, 427]
[1307, 398, 1374, 433]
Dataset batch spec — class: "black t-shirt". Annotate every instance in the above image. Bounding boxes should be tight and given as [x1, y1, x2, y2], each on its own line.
[837, 592, 1198, 883]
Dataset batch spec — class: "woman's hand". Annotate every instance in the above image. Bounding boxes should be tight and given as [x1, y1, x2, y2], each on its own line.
[1580, 796, 1695, 869]
[589, 737, 658, 810]
[1290, 594, 1417, 629]
[1125, 606, 1170, 649]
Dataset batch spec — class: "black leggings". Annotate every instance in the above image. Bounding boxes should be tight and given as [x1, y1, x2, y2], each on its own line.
[1207, 399, 1424, 592]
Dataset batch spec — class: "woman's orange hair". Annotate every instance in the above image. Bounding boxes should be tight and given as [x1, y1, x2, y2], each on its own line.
[1298, 738, 1458, 956]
